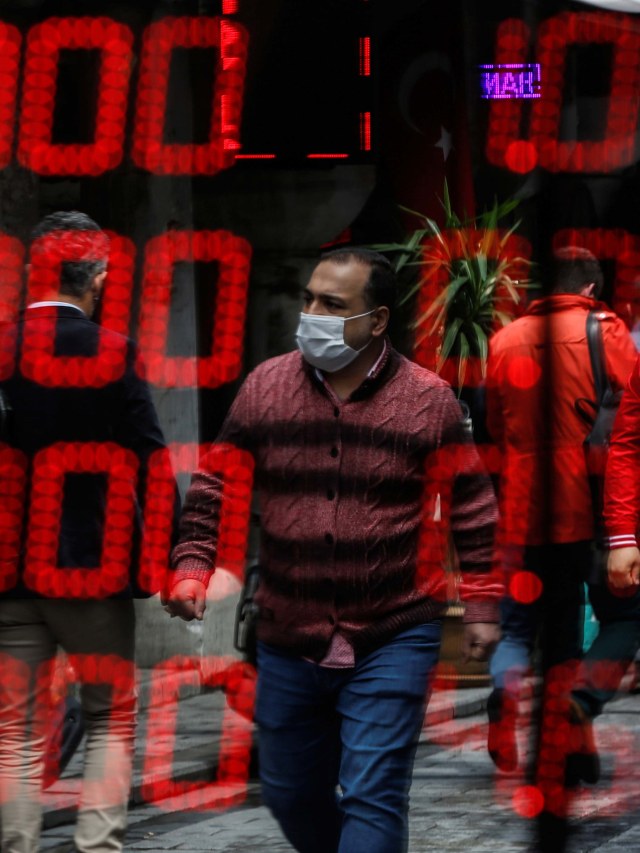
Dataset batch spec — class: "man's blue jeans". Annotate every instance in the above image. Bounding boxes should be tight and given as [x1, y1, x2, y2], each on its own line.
[255, 622, 441, 853]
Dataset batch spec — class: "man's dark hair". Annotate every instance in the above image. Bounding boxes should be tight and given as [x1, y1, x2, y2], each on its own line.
[553, 246, 603, 298]
[30, 211, 108, 298]
[319, 247, 397, 315]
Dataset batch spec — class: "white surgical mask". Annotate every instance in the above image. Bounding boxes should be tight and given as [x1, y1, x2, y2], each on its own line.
[296, 309, 375, 372]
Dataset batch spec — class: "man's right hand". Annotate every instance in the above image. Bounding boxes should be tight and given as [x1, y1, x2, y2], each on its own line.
[608, 546, 640, 590]
[163, 579, 207, 621]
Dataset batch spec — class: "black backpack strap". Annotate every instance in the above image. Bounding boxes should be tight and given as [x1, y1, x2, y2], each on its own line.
[586, 311, 610, 405]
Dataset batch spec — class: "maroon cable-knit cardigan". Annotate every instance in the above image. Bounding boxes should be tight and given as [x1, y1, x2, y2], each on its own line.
[171, 345, 501, 660]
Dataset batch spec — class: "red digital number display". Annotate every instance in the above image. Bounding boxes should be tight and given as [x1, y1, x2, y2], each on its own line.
[141, 655, 255, 810]
[137, 230, 251, 389]
[18, 18, 133, 176]
[23, 442, 139, 598]
[0, 439, 253, 598]
[0, 14, 249, 177]
[131, 17, 249, 175]
[0, 7, 371, 173]
[486, 12, 640, 174]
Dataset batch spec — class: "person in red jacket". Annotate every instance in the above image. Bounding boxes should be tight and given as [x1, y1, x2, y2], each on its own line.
[484, 247, 636, 813]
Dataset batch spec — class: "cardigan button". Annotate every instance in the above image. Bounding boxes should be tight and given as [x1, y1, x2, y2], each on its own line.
[333, 407, 340, 417]
[325, 533, 334, 544]
[327, 489, 335, 500]
[328, 615, 335, 625]
[330, 447, 339, 457]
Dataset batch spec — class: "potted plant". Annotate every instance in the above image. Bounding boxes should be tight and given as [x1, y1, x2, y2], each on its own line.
[375, 182, 532, 418]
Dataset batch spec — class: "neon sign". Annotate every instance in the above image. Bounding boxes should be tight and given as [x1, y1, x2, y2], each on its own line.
[479, 63, 541, 99]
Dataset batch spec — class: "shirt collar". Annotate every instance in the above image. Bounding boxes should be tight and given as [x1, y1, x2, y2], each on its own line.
[313, 339, 389, 385]
[27, 301, 86, 316]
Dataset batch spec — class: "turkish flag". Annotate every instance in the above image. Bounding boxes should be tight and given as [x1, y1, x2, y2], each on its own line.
[379, 1, 475, 227]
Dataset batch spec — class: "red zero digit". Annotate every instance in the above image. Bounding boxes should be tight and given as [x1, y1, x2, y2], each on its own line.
[0, 234, 25, 380]
[22, 230, 134, 387]
[131, 17, 249, 175]
[137, 230, 251, 388]
[532, 12, 640, 173]
[18, 18, 133, 176]
[141, 655, 256, 810]
[0, 23, 21, 170]
[487, 13, 640, 173]
[23, 442, 139, 598]
[140, 442, 254, 594]
[0, 445, 28, 594]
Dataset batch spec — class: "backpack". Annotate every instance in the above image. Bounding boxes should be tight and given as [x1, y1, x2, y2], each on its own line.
[574, 311, 623, 544]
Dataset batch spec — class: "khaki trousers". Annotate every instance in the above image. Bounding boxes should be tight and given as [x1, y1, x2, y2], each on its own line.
[0, 599, 136, 853]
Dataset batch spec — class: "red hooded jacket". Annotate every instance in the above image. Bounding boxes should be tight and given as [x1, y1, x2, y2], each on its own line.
[486, 294, 637, 546]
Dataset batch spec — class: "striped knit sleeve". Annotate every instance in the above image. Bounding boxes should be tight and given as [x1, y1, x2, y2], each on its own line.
[438, 390, 502, 622]
[604, 358, 640, 550]
[169, 373, 256, 586]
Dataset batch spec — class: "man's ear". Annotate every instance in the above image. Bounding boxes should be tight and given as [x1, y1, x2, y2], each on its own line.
[371, 306, 390, 337]
[581, 282, 596, 299]
[91, 270, 107, 299]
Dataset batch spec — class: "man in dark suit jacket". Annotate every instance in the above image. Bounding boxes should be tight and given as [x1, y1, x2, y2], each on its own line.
[0, 211, 173, 853]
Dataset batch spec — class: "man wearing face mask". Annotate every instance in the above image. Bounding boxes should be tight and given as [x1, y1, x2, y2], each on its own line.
[165, 248, 500, 853]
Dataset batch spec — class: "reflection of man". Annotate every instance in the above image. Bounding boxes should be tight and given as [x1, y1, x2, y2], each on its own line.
[0, 212, 171, 853]
[166, 248, 500, 853]
[484, 248, 636, 824]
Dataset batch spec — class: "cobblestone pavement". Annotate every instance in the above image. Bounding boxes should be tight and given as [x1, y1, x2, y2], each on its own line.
[38, 681, 640, 852]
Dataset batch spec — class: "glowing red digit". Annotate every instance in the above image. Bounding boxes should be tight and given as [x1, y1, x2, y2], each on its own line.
[23, 442, 139, 599]
[0, 23, 21, 170]
[140, 442, 254, 594]
[532, 12, 640, 173]
[487, 13, 640, 174]
[0, 234, 25, 381]
[0, 445, 28, 594]
[137, 230, 251, 388]
[141, 655, 256, 811]
[21, 231, 134, 388]
[131, 17, 249, 175]
[17, 17, 133, 176]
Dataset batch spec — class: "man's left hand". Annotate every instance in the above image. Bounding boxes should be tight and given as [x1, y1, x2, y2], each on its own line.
[461, 622, 500, 663]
